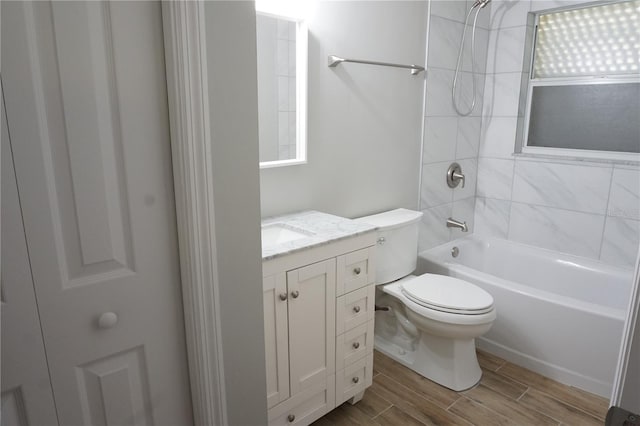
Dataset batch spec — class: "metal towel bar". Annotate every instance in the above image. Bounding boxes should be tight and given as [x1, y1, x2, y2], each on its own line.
[327, 55, 425, 75]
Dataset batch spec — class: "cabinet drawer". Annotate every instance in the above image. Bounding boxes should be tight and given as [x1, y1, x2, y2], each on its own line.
[336, 285, 375, 335]
[336, 247, 376, 296]
[268, 375, 335, 426]
[336, 320, 374, 371]
[336, 353, 373, 406]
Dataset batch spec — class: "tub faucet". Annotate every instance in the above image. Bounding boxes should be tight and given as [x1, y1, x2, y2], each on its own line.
[446, 217, 468, 232]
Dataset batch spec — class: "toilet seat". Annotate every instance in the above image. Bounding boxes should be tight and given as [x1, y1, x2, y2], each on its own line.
[400, 274, 494, 315]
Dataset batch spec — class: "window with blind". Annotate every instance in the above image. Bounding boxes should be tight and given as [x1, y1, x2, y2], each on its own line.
[520, 1, 640, 161]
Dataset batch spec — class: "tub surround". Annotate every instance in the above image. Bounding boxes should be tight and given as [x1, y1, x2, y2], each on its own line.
[261, 211, 377, 260]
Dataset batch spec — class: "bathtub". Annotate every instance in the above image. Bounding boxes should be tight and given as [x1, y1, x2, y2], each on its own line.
[417, 235, 633, 397]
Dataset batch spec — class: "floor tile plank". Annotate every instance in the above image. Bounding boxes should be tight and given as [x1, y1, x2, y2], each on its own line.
[477, 350, 506, 372]
[497, 362, 609, 420]
[518, 388, 603, 426]
[475, 369, 528, 400]
[448, 397, 519, 426]
[373, 351, 460, 408]
[371, 374, 472, 426]
[351, 388, 393, 419]
[465, 385, 559, 426]
[373, 406, 426, 426]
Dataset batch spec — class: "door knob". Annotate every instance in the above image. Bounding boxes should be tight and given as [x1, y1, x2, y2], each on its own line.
[279, 293, 288, 301]
[98, 312, 118, 329]
[353, 305, 361, 313]
[291, 290, 299, 299]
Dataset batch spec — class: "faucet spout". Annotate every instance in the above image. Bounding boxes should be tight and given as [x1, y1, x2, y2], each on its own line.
[446, 217, 468, 232]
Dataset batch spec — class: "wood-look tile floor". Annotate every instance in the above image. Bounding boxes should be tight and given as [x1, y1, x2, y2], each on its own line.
[312, 350, 609, 426]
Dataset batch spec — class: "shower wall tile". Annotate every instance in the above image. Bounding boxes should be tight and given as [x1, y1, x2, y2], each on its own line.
[461, 25, 490, 74]
[456, 117, 482, 159]
[600, 216, 640, 269]
[453, 158, 478, 201]
[428, 16, 464, 70]
[425, 67, 455, 117]
[421, 161, 454, 208]
[430, 1, 469, 24]
[479, 116, 517, 158]
[482, 72, 524, 117]
[489, 0, 531, 29]
[511, 160, 612, 214]
[474, 197, 511, 238]
[486, 26, 527, 73]
[452, 197, 476, 238]
[508, 202, 605, 259]
[418, 204, 452, 252]
[608, 167, 640, 221]
[423, 117, 458, 163]
[477, 158, 514, 200]
[278, 76, 289, 110]
[530, 0, 593, 13]
[453, 71, 485, 117]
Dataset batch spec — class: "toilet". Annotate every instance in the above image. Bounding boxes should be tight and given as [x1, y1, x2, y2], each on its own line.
[355, 208, 496, 391]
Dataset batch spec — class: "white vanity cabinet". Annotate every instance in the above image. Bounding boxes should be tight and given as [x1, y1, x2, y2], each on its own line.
[263, 231, 376, 426]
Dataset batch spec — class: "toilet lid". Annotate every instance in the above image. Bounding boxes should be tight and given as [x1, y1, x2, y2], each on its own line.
[400, 274, 494, 315]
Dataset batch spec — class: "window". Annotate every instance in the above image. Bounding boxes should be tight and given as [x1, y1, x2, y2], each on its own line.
[519, 1, 640, 161]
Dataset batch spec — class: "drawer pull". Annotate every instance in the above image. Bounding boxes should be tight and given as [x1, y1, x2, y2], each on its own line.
[353, 267, 361, 275]
[353, 305, 361, 313]
[352, 341, 360, 349]
[287, 414, 295, 422]
[291, 290, 299, 299]
[352, 376, 359, 384]
[279, 293, 288, 301]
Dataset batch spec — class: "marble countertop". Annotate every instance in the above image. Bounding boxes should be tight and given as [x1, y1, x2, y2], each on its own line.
[261, 211, 377, 261]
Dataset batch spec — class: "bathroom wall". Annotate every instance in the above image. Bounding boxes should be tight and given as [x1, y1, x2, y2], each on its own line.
[259, 1, 427, 219]
[204, 2, 267, 424]
[418, 0, 491, 251]
[475, 0, 640, 269]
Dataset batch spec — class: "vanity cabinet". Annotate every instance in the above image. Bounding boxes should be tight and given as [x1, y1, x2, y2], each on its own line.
[263, 233, 376, 426]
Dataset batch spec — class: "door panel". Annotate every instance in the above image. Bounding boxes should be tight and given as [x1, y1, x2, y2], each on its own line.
[2, 1, 192, 424]
[287, 259, 336, 395]
[1, 84, 58, 426]
[263, 273, 290, 408]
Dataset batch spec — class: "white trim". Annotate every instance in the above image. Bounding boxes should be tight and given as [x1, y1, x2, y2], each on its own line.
[161, 3, 227, 425]
[611, 254, 640, 405]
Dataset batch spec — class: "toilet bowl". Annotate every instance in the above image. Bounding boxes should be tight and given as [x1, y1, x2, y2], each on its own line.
[355, 209, 496, 391]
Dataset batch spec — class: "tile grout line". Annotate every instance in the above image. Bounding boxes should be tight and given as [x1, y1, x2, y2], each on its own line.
[370, 404, 394, 421]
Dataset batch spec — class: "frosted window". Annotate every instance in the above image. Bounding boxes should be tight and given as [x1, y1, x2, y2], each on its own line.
[528, 83, 640, 153]
[533, 1, 640, 78]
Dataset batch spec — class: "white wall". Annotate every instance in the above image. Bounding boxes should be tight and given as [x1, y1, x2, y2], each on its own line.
[418, 0, 491, 251]
[259, 1, 427, 219]
[475, 0, 640, 269]
[204, 2, 267, 425]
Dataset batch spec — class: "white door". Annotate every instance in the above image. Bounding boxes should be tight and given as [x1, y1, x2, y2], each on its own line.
[1, 84, 59, 426]
[2, 1, 193, 425]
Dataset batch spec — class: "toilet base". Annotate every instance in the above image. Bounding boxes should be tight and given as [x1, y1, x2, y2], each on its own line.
[374, 333, 482, 392]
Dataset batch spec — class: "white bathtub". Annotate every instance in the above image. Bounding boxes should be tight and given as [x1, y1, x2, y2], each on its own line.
[417, 236, 633, 397]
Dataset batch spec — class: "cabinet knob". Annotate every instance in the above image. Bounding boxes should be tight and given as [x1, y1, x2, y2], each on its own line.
[352, 341, 360, 349]
[352, 376, 359, 384]
[353, 267, 361, 275]
[279, 293, 288, 301]
[287, 414, 295, 422]
[353, 305, 361, 313]
[98, 312, 118, 329]
[291, 290, 299, 299]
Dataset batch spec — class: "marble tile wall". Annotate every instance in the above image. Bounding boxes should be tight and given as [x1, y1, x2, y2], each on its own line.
[473, 0, 640, 269]
[418, 0, 491, 251]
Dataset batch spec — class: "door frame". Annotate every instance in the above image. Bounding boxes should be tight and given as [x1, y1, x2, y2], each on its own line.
[162, 2, 227, 425]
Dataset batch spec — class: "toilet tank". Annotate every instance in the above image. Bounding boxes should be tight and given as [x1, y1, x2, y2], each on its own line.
[355, 209, 423, 284]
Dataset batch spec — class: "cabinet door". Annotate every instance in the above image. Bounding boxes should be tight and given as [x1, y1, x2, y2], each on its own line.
[263, 273, 290, 408]
[287, 259, 336, 395]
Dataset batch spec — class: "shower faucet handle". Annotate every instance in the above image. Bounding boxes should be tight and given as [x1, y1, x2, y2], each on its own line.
[447, 162, 465, 189]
